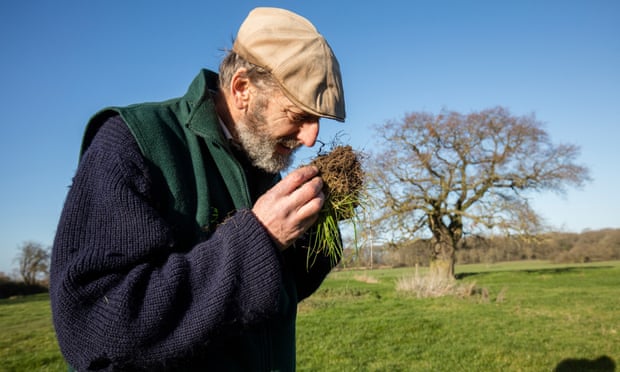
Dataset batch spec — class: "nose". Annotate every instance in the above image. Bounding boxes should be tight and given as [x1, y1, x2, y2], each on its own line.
[297, 120, 320, 147]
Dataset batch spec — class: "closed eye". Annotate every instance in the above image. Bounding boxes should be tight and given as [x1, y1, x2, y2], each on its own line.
[287, 110, 320, 124]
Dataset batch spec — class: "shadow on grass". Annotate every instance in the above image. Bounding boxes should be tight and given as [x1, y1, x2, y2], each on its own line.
[455, 265, 614, 280]
[554, 355, 616, 372]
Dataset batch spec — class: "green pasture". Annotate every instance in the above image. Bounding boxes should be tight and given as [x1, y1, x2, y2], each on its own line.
[1, 261, 618, 371]
[0, 293, 64, 371]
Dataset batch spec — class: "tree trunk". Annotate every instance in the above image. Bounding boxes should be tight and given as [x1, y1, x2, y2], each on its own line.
[427, 211, 459, 281]
[429, 256, 455, 281]
[429, 238, 456, 281]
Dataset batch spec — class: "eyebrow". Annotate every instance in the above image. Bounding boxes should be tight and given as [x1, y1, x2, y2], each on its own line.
[285, 106, 320, 122]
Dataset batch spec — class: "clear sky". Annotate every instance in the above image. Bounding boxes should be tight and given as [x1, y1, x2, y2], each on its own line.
[0, 0, 618, 274]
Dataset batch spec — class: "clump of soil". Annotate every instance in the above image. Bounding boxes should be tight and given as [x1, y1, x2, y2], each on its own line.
[305, 145, 365, 266]
[310, 145, 364, 220]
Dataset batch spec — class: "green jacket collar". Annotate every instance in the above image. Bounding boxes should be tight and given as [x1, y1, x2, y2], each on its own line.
[182, 69, 226, 142]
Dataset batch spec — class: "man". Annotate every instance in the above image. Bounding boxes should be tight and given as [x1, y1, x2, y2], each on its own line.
[50, 7, 345, 371]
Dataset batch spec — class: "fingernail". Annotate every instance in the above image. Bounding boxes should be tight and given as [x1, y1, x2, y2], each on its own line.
[316, 177, 324, 189]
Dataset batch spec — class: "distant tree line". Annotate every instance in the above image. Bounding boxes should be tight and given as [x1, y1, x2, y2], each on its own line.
[342, 228, 620, 268]
[0, 241, 49, 299]
[0, 273, 48, 299]
[3, 229, 618, 297]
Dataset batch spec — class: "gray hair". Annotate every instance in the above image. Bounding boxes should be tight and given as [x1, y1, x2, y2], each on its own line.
[218, 51, 280, 93]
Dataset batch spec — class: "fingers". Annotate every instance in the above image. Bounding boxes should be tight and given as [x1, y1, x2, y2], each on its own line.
[273, 165, 320, 196]
[252, 166, 326, 250]
[293, 176, 324, 221]
[282, 166, 325, 222]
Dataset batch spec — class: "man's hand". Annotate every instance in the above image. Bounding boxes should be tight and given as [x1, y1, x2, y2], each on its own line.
[253, 166, 324, 251]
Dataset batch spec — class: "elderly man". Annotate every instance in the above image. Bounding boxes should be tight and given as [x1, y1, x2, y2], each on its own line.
[50, 7, 345, 371]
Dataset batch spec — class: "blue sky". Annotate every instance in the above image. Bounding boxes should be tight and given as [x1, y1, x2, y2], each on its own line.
[0, 0, 618, 274]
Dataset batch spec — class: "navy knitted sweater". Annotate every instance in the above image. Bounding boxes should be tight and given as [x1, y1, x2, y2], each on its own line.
[50, 116, 334, 371]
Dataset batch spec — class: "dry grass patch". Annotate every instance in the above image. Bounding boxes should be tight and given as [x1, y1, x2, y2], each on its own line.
[395, 266, 504, 301]
[396, 274, 473, 298]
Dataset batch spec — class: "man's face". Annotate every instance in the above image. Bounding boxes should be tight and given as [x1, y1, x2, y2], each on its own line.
[235, 89, 320, 173]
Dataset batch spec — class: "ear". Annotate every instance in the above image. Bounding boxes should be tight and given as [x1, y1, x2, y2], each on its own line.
[230, 69, 252, 110]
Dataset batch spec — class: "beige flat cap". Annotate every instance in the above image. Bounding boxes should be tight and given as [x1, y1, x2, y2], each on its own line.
[233, 7, 346, 122]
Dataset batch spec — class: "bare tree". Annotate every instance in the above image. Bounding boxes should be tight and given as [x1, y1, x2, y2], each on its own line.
[368, 106, 590, 280]
[15, 241, 50, 285]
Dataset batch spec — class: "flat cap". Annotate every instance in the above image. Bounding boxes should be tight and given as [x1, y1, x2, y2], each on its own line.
[233, 7, 346, 122]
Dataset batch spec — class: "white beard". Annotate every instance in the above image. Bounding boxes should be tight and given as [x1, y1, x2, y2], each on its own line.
[235, 116, 300, 174]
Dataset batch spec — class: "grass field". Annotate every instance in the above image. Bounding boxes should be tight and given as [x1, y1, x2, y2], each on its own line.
[1, 261, 618, 371]
[0, 293, 65, 371]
